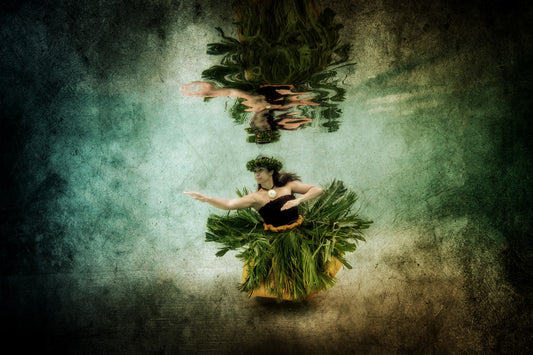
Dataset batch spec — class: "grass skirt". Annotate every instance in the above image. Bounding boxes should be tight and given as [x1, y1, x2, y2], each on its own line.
[206, 180, 372, 301]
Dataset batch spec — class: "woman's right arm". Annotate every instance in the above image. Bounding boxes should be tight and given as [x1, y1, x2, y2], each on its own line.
[184, 191, 257, 210]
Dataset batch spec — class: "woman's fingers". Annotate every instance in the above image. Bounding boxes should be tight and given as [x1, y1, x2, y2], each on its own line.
[280, 200, 296, 210]
[184, 191, 204, 201]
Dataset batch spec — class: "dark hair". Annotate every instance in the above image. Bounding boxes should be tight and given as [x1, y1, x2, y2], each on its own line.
[262, 111, 278, 131]
[256, 169, 301, 190]
[256, 85, 293, 104]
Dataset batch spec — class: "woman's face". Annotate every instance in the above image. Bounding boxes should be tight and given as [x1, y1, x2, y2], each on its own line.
[254, 167, 273, 185]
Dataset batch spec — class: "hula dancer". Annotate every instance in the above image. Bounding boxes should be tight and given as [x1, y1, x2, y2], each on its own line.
[185, 156, 371, 301]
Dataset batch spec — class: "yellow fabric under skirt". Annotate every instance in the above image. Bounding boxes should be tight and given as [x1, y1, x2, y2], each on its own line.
[241, 257, 344, 301]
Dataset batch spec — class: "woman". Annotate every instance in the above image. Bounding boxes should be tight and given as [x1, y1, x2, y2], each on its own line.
[185, 156, 322, 226]
[185, 156, 371, 301]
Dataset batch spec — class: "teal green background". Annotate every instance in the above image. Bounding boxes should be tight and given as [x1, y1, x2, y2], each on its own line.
[2, 0, 531, 353]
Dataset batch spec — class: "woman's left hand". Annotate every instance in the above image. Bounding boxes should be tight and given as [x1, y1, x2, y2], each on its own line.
[184, 191, 209, 202]
[280, 199, 300, 211]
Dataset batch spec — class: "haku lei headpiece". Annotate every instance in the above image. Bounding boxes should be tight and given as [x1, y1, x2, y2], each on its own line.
[245, 128, 281, 144]
[246, 156, 283, 172]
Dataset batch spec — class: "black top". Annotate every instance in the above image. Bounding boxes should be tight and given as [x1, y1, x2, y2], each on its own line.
[258, 195, 299, 227]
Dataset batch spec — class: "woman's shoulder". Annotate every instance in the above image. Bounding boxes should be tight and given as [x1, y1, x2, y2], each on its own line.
[245, 190, 268, 210]
[285, 180, 320, 195]
[244, 190, 264, 208]
[285, 180, 302, 189]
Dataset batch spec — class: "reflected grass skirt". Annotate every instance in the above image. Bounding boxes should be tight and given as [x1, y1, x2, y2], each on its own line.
[206, 180, 372, 301]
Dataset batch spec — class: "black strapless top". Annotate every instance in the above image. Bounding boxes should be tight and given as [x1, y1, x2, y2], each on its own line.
[258, 195, 299, 227]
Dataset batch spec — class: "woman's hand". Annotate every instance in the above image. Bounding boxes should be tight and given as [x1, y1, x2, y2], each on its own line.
[184, 191, 209, 203]
[184, 191, 256, 210]
[280, 198, 300, 211]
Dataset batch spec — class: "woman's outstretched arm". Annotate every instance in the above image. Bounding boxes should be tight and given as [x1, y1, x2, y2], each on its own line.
[184, 191, 257, 210]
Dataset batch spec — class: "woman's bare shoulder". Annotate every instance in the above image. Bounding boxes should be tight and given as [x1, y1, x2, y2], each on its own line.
[245, 190, 261, 199]
[244, 190, 264, 209]
[286, 180, 305, 189]
[286, 180, 315, 194]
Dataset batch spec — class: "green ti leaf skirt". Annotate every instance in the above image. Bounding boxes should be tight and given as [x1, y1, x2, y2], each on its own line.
[205, 180, 372, 301]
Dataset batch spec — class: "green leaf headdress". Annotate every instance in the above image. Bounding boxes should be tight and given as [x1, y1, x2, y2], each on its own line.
[246, 156, 283, 172]
[245, 128, 281, 144]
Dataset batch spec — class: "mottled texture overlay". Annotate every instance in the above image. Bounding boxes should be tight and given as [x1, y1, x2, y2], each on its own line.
[1, 0, 532, 353]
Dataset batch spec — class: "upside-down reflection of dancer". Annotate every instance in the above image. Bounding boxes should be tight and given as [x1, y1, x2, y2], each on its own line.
[185, 156, 372, 301]
[181, 81, 315, 142]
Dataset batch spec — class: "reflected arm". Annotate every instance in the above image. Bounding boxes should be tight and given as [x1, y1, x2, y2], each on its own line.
[180, 81, 255, 101]
[180, 81, 269, 112]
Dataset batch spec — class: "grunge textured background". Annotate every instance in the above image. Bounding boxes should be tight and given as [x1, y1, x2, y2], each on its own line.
[2, 0, 532, 353]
